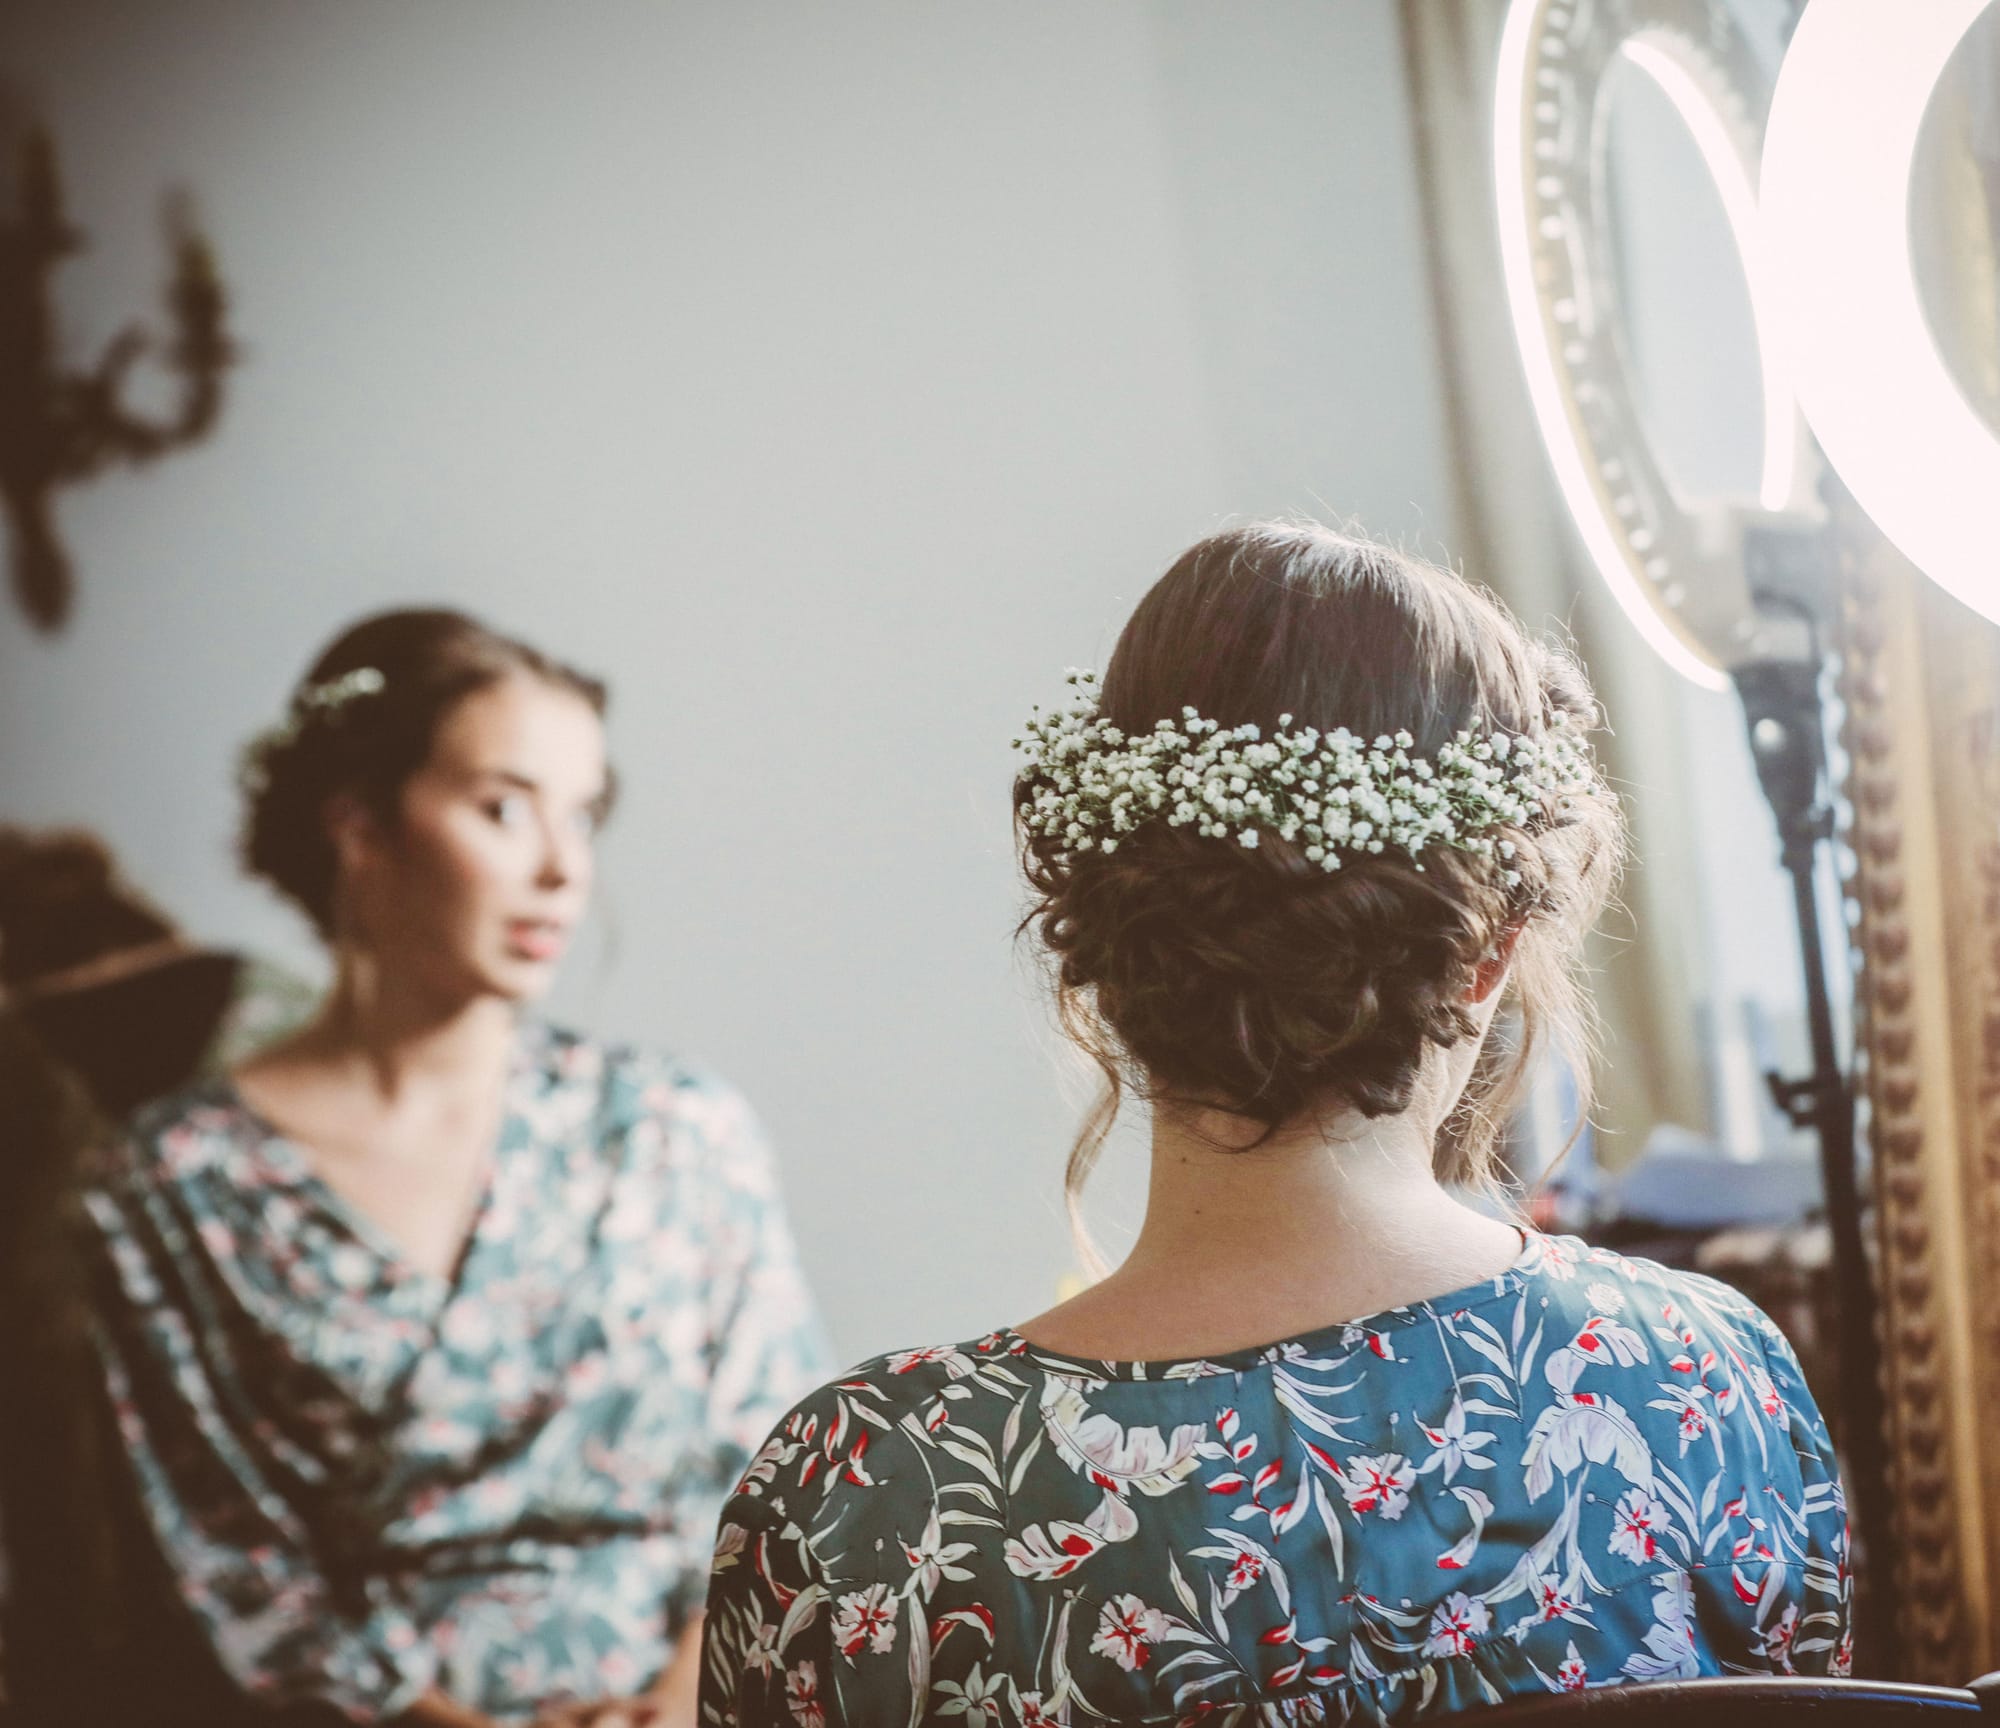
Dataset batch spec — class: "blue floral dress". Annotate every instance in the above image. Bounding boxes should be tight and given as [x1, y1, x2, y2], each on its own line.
[81, 1021, 832, 1723]
[699, 1233, 1849, 1728]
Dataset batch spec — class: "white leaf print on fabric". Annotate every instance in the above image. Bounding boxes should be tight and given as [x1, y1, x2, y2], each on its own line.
[698, 1235, 1853, 1728]
[1003, 1486, 1138, 1580]
[1039, 1384, 1203, 1498]
[1624, 1571, 1701, 1680]
[1523, 1348, 1657, 1500]
[1436, 1485, 1495, 1571]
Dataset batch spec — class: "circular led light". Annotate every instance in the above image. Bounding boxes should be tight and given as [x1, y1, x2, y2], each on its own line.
[1495, 0, 1807, 689]
[1761, 0, 2000, 627]
[1617, 37, 1801, 521]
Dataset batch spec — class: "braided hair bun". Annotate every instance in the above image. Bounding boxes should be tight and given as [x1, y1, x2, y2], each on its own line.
[1017, 525, 1623, 1213]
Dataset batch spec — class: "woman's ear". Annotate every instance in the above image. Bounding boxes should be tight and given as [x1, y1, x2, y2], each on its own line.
[1467, 922, 1525, 1005]
[323, 793, 381, 874]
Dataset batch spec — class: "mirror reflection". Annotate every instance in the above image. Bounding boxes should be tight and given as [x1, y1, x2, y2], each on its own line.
[3, 1, 1997, 1722]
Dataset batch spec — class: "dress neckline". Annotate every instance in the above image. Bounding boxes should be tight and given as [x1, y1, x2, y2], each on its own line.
[999, 1226, 1555, 1380]
[212, 1017, 548, 1293]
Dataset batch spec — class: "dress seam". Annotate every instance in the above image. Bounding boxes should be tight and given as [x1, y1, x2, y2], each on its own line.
[1006, 1276, 1536, 1383]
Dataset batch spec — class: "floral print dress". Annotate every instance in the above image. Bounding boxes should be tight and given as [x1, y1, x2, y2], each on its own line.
[81, 1021, 832, 1723]
[700, 1233, 1849, 1728]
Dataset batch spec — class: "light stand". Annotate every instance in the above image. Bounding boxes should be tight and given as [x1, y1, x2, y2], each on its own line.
[1732, 540, 1892, 1667]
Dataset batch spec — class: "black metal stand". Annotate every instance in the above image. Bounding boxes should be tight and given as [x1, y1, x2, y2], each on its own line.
[1732, 651, 1893, 1672]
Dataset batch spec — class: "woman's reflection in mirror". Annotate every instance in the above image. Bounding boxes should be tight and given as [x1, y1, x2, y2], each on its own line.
[80, 609, 831, 1728]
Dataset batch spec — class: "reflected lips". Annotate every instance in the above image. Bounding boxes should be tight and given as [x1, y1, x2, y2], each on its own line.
[506, 920, 568, 962]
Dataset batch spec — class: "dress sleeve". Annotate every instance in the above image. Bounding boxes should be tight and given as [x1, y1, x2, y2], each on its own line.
[672, 1077, 835, 1628]
[81, 1158, 439, 1722]
[1679, 1285, 1853, 1677]
[700, 1493, 844, 1728]
[1752, 1313, 1854, 1673]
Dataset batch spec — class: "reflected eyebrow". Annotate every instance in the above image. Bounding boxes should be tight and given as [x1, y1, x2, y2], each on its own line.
[468, 767, 613, 811]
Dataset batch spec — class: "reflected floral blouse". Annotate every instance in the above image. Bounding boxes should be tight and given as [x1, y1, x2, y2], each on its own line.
[82, 1022, 832, 1723]
[700, 1234, 1849, 1728]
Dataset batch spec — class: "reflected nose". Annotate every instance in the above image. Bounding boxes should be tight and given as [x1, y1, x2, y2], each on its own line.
[535, 818, 591, 892]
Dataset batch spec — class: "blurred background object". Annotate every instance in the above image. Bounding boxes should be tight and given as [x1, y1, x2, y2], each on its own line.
[0, 112, 232, 633]
[0, 826, 314, 1726]
[0, 825, 311, 1103]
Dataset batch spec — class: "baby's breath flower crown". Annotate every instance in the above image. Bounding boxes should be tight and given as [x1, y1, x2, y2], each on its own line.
[1013, 669, 1598, 885]
[237, 666, 387, 796]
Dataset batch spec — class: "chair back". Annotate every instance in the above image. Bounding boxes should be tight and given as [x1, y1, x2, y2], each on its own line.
[1474, 1676, 1998, 1728]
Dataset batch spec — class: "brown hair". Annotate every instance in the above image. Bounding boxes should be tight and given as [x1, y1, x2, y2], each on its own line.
[1016, 524, 1623, 1251]
[240, 608, 611, 937]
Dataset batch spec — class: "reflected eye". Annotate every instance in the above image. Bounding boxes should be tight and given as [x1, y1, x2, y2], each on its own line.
[483, 794, 530, 829]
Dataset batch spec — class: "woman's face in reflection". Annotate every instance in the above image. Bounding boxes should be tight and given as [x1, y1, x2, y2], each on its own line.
[336, 674, 609, 1004]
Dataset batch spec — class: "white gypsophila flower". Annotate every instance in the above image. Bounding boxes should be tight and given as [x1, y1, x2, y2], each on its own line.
[301, 666, 386, 711]
[1012, 668, 1598, 875]
[240, 665, 389, 792]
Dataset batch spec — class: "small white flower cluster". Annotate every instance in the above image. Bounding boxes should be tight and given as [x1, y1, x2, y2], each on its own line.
[238, 666, 387, 794]
[1012, 669, 1596, 885]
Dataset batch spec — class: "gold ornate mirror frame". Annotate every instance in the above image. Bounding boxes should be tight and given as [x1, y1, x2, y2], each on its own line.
[1840, 524, 2000, 1679]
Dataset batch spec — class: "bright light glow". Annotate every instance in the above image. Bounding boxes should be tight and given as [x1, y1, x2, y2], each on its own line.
[1619, 36, 1801, 515]
[1494, 0, 1729, 690]
[1762, 0, 2000, 627]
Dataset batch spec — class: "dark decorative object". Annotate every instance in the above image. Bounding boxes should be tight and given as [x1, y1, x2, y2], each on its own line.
[0, 121, 232, 632]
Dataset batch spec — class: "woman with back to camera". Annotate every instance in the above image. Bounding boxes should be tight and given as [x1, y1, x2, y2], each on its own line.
[81, 610, 831, 1728]
[700, 525, 1850, 1727]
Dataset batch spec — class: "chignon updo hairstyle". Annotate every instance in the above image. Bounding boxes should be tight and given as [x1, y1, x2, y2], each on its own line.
[1018, 524, 1623, 1241]
[240, 608, 611, 938]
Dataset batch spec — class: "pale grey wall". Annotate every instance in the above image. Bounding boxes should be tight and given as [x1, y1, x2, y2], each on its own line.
[0, 1, 1460, 1361]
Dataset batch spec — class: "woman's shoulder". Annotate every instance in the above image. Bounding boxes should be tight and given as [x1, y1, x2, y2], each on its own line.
[531, 1022, 782, 1185]
[1507, 1235, 1830, 1496]
[724, 1330, 1035, 1516]
[532, 1020, 756, 1128]
[89, 1077, 255, 1192]
[846, 1331, 1040, 1406]
[533, 1021, 751, 1116]
[1523, 1233, 1803, 1368]
[789, 1330, 1035, 1424]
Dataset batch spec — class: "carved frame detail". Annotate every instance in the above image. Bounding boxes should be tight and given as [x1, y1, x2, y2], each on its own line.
[1838, 503, 2000, 1680]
